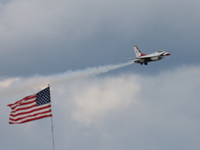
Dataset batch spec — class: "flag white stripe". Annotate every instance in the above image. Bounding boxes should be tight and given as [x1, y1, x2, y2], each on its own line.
[9, 97, 36, 108]
[11, 103, 51, 115]
[13, 101, 36, 110]
[10, 105, 51, 119]
[9, 112, 52, 123]
[11, 98, 36, 109]
[11, 103, 51, 114]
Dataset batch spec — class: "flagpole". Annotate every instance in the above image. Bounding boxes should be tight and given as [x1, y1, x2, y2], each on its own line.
[48, 84, 55, 150]
[51, 116, 55, 150]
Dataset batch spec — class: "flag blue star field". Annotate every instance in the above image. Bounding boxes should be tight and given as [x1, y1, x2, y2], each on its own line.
[8, 87, 52, 124]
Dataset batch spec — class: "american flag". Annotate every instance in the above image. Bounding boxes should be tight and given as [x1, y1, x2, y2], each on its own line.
[8, 87, 52, 124]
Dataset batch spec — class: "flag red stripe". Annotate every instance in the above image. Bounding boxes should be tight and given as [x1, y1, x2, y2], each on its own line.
[11, 102, 51, 115]
[16, 100, 35, 106]
[10, 104, 51, 117]
[8, 95, 36, 108]
[9, 114, 52, 124]
[9, 110, 52, 122]
[12, 103, 36, 112]
[9, 99, 35, 110]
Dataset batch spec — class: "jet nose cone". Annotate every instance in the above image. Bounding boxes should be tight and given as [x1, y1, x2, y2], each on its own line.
[165, 53, 171, 56]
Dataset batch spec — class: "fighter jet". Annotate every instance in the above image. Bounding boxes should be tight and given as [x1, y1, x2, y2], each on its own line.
[127, 45, 171, 65]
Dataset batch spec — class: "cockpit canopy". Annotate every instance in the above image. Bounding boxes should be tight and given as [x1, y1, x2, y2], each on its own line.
[157, 50, 164, 53]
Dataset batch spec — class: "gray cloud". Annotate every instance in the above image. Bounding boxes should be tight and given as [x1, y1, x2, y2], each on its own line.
[1, 0, 200, 149]
[0, 0, 199, 76]
[2, 65, 200, 150]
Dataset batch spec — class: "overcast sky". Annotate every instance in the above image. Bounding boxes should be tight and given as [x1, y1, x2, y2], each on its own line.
[1, 0, 200, 150]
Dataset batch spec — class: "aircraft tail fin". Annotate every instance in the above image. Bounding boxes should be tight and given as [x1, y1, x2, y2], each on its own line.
[133, 46, 146, 57]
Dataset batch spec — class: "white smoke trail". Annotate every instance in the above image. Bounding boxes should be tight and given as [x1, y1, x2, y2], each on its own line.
[50, 61, 134, 85]
[0, 61, 134, 96]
